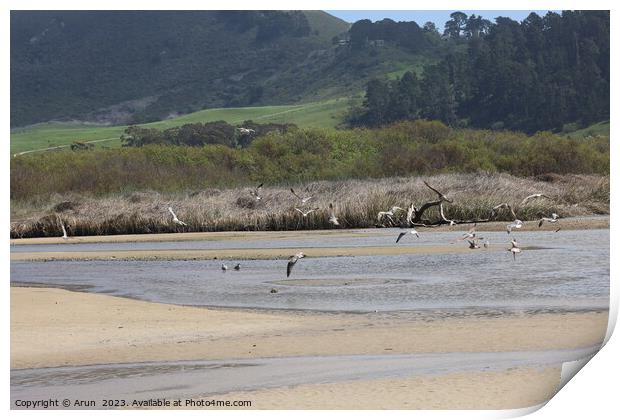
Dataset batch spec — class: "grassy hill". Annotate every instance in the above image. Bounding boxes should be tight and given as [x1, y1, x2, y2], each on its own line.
[563, 121, 610, 139]
[10, 97, 356, 155]
[11, 10, 443, 129]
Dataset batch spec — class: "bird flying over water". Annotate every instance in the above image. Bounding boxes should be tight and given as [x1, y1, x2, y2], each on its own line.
[509, 239, 521, 260]
[290, 188, 313, 204]
[467, 239, 480, 249]
[396, 229, 419, 243]
[328, 203, 339, 226]
[461, 224, 477, 240]
[506, 219, 523, 234]
[287, 252, 305, 277]
[538, 213, 559, 227]
[168, 207, 187, 226]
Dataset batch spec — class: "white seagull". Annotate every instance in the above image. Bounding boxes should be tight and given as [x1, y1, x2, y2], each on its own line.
[290, 188, 313, 204]
[396, 228, 420, 243]
[221, 263, 228, 271]
[506, 219, 523, 234]
[509, 239, 521, 260]
[461, 224, 477, 240]
[377, 206, 405, 223]
[405, 203, 417, 225]
[287, 252, 306, 278]
[237, 127, 255, 135]
[520, 193, 551, 206]
[295, 208, 319, 217]
[328, 203, 339, 226]
[250, 183, 264, 200]
[538, 213, 559, 227]
[60, 220, 68, 240]
[168, 207, 187, 226]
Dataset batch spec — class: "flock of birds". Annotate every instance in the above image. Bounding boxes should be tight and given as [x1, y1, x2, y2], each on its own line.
[55, 182, 562, 281]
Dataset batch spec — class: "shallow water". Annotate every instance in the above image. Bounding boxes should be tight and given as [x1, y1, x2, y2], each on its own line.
[10, 229, 609, 313]
[11, 346, 599, 408]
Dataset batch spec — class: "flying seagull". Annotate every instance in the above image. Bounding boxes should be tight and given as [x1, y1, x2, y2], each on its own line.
[509, 239, 521, 260]
[168, 207, 187, 226]
[506, 219, 523, 234]
[250, 183, 264, 201]
[396, 228, 420, 243]
[290, 188, 313, 204]
[461, 224, 477, 240]
[328, 203, 339, 226]
[538, 213, 559, 227]
[467, 239, 480, 249]
[423, 181, 453, 203]
[295, 208, 319, 217]
[520, 193, 551, 206]
[287, 252, 306, 278]
[378, 206, 405, 223]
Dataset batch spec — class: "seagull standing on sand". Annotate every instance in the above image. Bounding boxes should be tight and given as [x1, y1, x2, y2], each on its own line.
[290, 188, 313, 204]
[287, 252, 305, 278]
[168, 207, 187, 226]
[250, 183, 264, 201]
[328, 203, 339, 226]
[295, 208, 319, 217]
[506, 219, 523, 234]
[509, 239, 521, 260]
[538, 213, 559, 227]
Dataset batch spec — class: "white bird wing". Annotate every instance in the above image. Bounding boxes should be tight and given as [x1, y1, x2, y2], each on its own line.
[168, 207, 177, 219]
[61, 223, 67, 238]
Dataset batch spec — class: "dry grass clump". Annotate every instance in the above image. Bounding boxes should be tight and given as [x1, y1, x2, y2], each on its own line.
[10, 173, 609, 238]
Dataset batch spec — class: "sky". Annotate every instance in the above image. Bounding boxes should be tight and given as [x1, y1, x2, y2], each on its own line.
[327, 10, 555, 29]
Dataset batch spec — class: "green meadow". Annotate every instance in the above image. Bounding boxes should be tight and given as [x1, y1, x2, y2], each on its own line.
[10, 98, 353, 155]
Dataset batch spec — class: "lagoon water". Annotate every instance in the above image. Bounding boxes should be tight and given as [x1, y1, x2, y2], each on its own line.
[10, 228, 609, 314]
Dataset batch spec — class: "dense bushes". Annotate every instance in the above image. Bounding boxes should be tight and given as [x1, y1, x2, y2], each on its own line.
[11, 120, 609, 200]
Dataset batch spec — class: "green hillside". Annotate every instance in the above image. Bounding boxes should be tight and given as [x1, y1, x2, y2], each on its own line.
[11, 10, 442, 128]
[11, 97, 355, 155]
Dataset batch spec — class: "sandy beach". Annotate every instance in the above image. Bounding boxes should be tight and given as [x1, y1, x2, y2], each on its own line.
[11, 286, 608, 409]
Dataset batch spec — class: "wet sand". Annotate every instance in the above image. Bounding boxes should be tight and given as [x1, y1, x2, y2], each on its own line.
[207, 366, 562, 409]
[11, 287, 608, 371]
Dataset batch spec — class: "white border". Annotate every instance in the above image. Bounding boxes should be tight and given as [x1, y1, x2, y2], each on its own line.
[4, 1, 618, 419]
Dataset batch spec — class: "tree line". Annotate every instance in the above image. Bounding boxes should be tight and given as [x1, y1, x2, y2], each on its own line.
[350, 11, 609, 133]
[120, 120, 296, 148]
